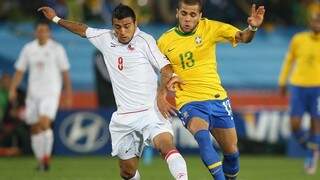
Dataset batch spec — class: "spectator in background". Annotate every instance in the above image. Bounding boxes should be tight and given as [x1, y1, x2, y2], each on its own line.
[66, 0, 85, 21]
[278, 11, 320, 175]
[153, 0, 178, 24]
[9, 21, 73, 171]
[292, 0, 320, 26]
[0, 73, 11, 122]
[121, 0, 153, 24]
[0, 73, 29, 156]
[93, 50, 116, 108]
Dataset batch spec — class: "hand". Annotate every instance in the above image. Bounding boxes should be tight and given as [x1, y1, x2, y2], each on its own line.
[247, 4, 265, 28]
[38, 6, 57, 20]
[279, 86, 287, 97]
[157, 90, 177, 119]
[9, 89, 17, 103]
[166, 75, 185, 92]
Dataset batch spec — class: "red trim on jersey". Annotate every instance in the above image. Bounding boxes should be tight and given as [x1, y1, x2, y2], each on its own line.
[118, 108, 149, 115]
[164, 149, 179, 161]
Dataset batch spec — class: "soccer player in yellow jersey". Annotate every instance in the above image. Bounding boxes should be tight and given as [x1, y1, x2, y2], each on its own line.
[278, 12, 320, 175]
[158, 0, 265, 179]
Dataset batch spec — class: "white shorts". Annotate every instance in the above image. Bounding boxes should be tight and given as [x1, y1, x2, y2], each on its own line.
[25, 95, 60, 125]
[109, 106, 174, 160]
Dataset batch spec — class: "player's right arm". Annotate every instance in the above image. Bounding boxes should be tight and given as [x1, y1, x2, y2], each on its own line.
[38, 7, 88, 38]
[9, 70, 24, 102]
[278, 36, 297, 96]
[9, 45, 29, 102]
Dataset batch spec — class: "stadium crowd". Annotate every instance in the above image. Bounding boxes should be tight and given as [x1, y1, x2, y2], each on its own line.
[0, 0, 319, 27]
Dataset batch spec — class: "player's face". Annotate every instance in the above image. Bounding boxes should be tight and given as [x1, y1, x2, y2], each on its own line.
[176, 2, 202, 33]
[113, 17, 137, 44]
[35, 24, 51, 45]
[310, 13, 320, 34]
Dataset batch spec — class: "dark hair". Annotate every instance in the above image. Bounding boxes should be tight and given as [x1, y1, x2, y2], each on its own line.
[178, 0, 203, 12]
[112, 4, 136, 22]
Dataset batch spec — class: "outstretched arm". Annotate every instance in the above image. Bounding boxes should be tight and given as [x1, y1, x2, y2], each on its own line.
[236, 4, 265, 43]
[38, 7, 88, 37]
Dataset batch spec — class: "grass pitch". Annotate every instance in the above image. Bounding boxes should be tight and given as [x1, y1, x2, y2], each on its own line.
[0, 155, 320, 180]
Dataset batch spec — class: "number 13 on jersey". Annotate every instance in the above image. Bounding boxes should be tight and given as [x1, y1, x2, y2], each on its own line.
[179, 51, 195, 69]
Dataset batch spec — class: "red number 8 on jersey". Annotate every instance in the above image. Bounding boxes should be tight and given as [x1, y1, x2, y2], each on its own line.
[118, 57, 124, 71]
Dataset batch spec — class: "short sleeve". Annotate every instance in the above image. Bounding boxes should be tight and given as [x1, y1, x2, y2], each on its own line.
[14, 46, 29, 71]
[57, 45, 70, 71]
[142, 34, 170, 71]
[212, 21, 240, 47]
[86, 27, 110, 50]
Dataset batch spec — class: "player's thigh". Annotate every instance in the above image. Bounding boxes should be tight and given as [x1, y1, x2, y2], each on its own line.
[39, 96, 59, 122]
[119, 157, 139, 177]
[308, 87, 320, 119]
[25, 97, 39, 125]
[209, 99, 238, 153]
[289, 86, 306, 118]
[211, 127, 238, 154]
[179, 102, 210, 134]
[147, 106, 175, 151]
[109, 113, 145, 160]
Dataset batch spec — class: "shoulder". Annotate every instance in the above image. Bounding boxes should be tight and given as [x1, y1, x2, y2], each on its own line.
[86, 27, 111, 39]
[23, 40, 37, 50]
[293, 31, 309, 38]
[160, 27, 176, 37]
[49, 40, 66, 51]
[135, 30, 157, 46]
[202, 18, 233, 29]
[291, 31, 309, 42]
[158, 27, 175, 45]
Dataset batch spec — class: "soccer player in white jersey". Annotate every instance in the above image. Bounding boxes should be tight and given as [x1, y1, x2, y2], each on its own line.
[9, 21, 73, 171]
[39, 4, 188, 180]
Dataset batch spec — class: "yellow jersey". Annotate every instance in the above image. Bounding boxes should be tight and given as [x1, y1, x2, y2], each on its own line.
[158, 18, 240, 108]
[278, 32, 320, 87]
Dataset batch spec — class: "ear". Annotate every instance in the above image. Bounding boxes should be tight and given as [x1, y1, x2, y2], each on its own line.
[176, 8, 179, 19]
[200, 12, 202, 18]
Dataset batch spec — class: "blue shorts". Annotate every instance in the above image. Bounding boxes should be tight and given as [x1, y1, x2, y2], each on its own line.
[289, 85, 320, 118]
[177, 99, 235, 129]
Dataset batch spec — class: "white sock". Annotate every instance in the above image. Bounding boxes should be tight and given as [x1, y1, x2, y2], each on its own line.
[128, 170, 140, 180]
[42, 129, 54, 157]
[165, 150, 188, 180]
[31, 133, 44, 162]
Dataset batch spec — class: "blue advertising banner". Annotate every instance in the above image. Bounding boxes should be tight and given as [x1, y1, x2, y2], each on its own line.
[53, 108, 310, 157]
[53, 109, 115, 155]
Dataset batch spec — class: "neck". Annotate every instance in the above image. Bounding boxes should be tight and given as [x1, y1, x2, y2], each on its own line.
[175, 25, 197, 36]
[38, 39, 48, 46]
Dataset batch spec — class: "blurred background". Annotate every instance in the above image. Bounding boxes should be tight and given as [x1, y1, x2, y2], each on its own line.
[0, 0, 320, 179]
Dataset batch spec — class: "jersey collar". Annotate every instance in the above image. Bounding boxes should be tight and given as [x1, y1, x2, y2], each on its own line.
[310, 31, 320, 40]
[174, 25, 197, 36]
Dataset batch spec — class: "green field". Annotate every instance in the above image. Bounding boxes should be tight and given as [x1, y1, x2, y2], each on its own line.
[0, 155, 319, 180]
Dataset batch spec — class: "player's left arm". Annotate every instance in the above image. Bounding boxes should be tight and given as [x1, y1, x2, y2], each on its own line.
[62, 71, 73, 108]
[235, 4, 265, 43]
[158, 64, 184, 118]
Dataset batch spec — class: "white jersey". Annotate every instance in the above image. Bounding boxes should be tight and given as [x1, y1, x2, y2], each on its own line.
[86, 27, 169, 114]
[15, 39, 70, 97]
